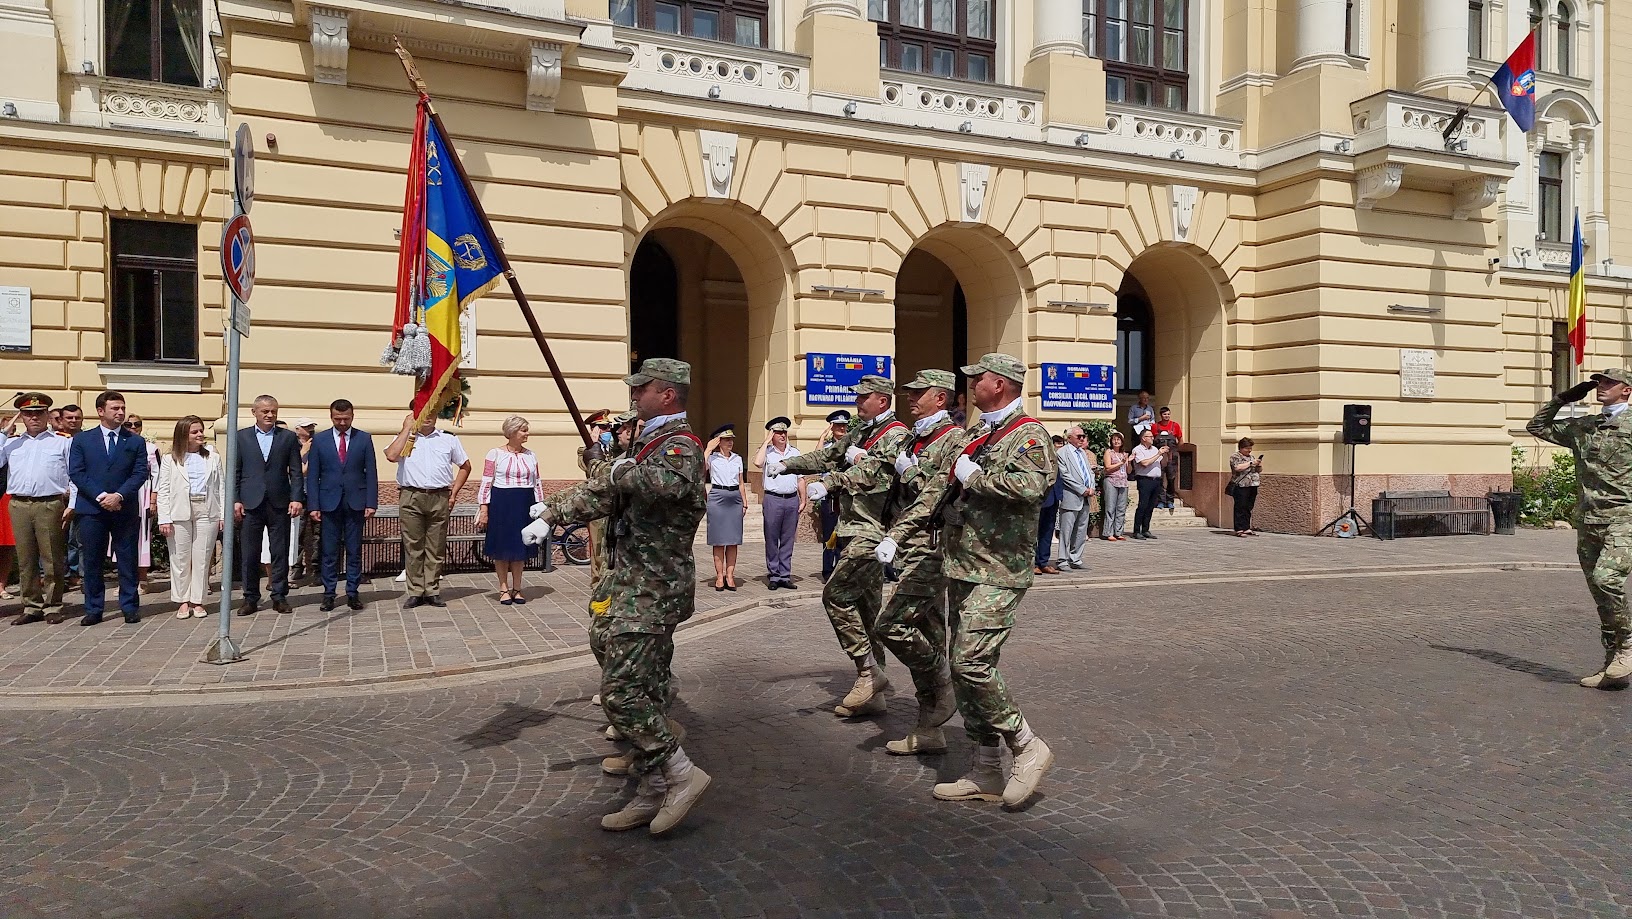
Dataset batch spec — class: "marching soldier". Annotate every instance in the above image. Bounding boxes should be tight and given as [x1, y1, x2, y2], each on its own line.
[872, 369, 966, 754]
[768, 376, 911, 716]
[1527, 368, 1632, 689]
[931, 353, 1055, 809]
[526, 359, 711, 835]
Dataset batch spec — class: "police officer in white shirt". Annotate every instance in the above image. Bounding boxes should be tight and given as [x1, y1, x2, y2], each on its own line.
[755, 416, 805, 590]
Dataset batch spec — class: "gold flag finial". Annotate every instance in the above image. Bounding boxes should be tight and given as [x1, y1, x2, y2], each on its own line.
[392, 37, 429, 95]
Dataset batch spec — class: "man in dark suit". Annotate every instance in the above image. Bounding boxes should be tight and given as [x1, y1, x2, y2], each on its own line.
[235, 395, 305, 615]
[67, 390, 148, 626]
[306, 398, 377, 612]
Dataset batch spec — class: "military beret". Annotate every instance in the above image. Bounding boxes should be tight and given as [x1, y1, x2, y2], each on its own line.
[624, 358, 691, 387]
[903, 369, 956, 390]
[960, 352, 1027, 385]
[765, 416, 791, 432]
[848, 374, 895, 396]
[1590, 368, 1632, 386]
[711, 424, 736, 439]
[12, 391, 51, 412]
[826, 410, 852, 425]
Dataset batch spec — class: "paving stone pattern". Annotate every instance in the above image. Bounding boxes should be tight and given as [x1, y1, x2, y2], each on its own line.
[1, 565, 1628, 918]
[0, 530, 1581, 694]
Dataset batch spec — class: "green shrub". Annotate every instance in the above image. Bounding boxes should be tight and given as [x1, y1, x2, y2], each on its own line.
[1511, 445, 1577, 526]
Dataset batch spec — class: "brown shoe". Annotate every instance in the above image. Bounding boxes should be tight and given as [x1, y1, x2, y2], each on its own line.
[11, 612, 45, 626]
[1041, 566, 1060, 574]
[44, 611, 71, 625]
[272, 599, 293, 615]
[236, 600, 258, 617]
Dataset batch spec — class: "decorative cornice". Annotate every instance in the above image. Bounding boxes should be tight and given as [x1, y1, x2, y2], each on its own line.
[310, 6, 350, 85]
[527, 41, 563, 112]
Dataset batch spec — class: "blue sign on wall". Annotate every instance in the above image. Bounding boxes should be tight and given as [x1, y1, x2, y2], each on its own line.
[805, 353, 893, 405]
[1040, 363, 1116, 412]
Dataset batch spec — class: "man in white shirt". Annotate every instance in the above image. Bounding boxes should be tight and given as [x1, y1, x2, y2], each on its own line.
[385, 409, 471, 608]
[0, 393, 75, 623]
[755, 416, 805, 590]
[1055, 426, 1097, 570]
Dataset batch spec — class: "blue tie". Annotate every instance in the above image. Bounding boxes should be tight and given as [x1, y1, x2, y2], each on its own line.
[107, 431, 117, 454]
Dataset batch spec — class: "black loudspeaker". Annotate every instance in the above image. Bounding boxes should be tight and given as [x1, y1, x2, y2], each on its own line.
[1343, 404, 1372, 445]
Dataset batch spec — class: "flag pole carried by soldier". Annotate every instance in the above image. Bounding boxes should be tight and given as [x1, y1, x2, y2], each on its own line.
[767, 375, 912, 716]
[523, 359, 711, 835]
[1526, 367, 1632, 690]
[929, 353, 1056, 809]
[870, 369, 967, 754]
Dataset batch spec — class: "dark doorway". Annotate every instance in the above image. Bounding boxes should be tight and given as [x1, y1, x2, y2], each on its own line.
[629, 238, 679, 373]
[1116, 274, 1154, 395]
[952, 283, 968, 385]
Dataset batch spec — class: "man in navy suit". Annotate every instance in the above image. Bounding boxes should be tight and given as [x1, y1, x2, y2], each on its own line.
[68, 390, 148, 626]
[306, 399, 378, 611]
[235, 395, 306, 615]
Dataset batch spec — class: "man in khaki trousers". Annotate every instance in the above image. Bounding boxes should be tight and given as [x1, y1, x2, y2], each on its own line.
[1, 393, 75, 624]
[385, 410, 471, 608]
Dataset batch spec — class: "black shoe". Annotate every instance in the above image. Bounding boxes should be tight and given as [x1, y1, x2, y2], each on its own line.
[123, 613, 141, 624]
[320, 596, 337, 612]
[79, 614, 102, 627]
[236, 601, 258, 617]
[1144, 532, 1158, 540]
[403, 596, 424, 609]
[272, 599, 293, 615]
[766, 580, 779, 591]
[424, 594, 447, 608]
[11, 612, 45, 626]
[347, 595, 364, 611]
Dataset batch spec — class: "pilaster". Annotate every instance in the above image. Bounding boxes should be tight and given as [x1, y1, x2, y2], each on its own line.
[0, 0, 63, 121]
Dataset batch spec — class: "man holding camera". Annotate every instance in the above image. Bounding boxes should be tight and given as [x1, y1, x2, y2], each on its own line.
[1151, 407, 1183, 508]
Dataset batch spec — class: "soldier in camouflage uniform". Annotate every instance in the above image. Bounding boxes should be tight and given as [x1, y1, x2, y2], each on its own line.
[931, 353, 1056, 809]
[576, 410, 616, 585]
[872, 369, 967, 754]
[1526, 367, 1632, 689]
[767, 375, 913, 716]
[527, 359, 712, 835]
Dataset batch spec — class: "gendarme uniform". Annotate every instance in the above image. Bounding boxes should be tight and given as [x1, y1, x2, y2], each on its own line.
[534, 359, 710, 835]
[1527, 367, 1632, 688]
[875, 369, 968, 754]
[777, 375, 912, 715]
[933, 353, 1056, 810]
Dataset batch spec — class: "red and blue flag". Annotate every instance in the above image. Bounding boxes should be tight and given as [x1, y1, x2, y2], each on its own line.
[1490, 31, 1536, 133]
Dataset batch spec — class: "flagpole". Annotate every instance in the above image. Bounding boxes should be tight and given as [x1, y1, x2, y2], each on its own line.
[392, 41, 593, 448]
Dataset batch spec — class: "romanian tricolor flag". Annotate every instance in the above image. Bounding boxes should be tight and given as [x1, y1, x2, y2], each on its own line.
[1568, 210, 1586, 365]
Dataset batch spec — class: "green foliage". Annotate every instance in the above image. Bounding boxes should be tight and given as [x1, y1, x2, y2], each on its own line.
[1511, 445, 1577, 526]
[1075, 419, 1118, 457]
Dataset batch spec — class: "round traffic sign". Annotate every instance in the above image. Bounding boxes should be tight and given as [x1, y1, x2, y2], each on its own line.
[233, 123, 255, 213]
[221, 214, 255, 303]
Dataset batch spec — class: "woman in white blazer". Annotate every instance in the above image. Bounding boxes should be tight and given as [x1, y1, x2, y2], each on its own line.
[156, 416, 223, 619]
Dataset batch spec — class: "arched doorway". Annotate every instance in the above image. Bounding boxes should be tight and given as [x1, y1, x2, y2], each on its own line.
[629, 238, 679, 373]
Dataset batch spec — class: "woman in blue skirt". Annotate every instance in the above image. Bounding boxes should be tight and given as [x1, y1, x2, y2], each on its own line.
[477, 415, 543, 604]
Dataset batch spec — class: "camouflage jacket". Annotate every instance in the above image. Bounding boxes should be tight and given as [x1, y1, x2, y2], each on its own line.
[1527, 397, 1632, 524]
[780, 413, 912, 541]
[541, 416, 706, 634]
[885, 418, 968, 574]
[944, 404, 1054, 589]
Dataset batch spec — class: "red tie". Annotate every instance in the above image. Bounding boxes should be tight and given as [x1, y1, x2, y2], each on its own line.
[338, 432, 348, 464]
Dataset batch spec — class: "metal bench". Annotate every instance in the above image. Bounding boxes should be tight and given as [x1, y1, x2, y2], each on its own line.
[1371, 490, 1491, 540]
[361, 504, 556, 576]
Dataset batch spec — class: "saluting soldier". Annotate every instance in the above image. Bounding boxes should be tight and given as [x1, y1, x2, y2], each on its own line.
[872, 369, 966, 754]
[931, 353, 1055, 809]
[1527, 368, 1632, 689]
[526, 359, 711, 835]
[768, 376, 911, 716]
[0, 393, 75, 623]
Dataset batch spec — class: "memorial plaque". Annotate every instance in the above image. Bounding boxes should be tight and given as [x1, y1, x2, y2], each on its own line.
[1400, 348, 1435, 399]
[0, 286, 29, 352]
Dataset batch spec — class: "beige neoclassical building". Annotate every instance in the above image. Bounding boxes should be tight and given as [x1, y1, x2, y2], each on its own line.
[2, 0, 1630, 531]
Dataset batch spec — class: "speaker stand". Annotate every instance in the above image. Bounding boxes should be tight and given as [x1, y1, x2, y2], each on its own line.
[1317, 442, 1372, 537]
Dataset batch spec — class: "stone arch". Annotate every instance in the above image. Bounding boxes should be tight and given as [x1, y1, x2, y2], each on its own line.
[893, 221, 1035, 385]
[1536, 88, 1599, 127]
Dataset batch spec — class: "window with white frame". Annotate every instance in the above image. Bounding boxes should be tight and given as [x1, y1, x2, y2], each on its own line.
[1467, 1, 1485, 59]
[1082, 0, 1189, 110]
[870, 0, 997, 83]
[110, 219, 199, 364]
[1528, 0, 1575, 75]
[106, 0, 204, 85]
[1555, 2, 1573, 76]
[609, 0, 769, 46]
[1537, 149, 1565, 243]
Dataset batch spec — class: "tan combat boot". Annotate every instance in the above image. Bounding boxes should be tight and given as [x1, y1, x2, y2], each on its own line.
[1603, 644, 1632, 681]
[1002, 722, 1054, 809]
[885, 727, 947, 755]
[602, 720, 687, 776]
[649, 748, 711, 836]
[932, 745, 1005, 802]
[601, 774, 664, 832]
[839, 662, 889, 709]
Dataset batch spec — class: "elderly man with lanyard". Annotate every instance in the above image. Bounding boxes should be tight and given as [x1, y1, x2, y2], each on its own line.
[1528, 367, 1632, 689]
[768, 375, 912, 716]
[525, 359, 711, 836]
[931, 352, 1055, 809]
[0, 393, 75, 624]
[871, 369, 967, 754]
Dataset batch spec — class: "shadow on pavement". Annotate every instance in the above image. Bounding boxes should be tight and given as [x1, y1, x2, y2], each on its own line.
[1428, 643, 1580, 685]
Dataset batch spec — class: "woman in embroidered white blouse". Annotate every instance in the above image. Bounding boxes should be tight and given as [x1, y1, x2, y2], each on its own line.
[477, 416, 544, 604]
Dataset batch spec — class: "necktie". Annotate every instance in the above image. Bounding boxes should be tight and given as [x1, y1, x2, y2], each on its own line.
[338, 431, 348, 464]
[107, 431, 117, 453]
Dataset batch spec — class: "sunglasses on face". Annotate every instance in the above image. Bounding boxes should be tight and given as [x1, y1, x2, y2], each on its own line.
[124, 421, 142, 429]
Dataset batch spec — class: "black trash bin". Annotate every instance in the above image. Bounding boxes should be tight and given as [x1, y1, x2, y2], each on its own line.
[1489, 491, 1520, 536]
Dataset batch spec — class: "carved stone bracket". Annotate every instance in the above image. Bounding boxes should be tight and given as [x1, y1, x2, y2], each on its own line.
[1169, 185, 1197, 242]
[310, 6, 351, 85]
[1452, 176, 1502, 220]
[698, 129, 738, 199]
[1355, 163, 1404, 210]
[527, 41, 563, 113]
[959, 163, 991, 223]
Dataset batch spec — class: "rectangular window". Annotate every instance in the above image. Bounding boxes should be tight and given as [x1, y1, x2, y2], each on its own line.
[733, 15, 761, 46]
[868, 0, 886, 19]
[900, 0, 924, 28]
[107, 0, 203, 86]
[1539, 151, 1564, 243]
[654, 2, 680, 32]
[1163, 84, 1182, 109]
[692, 8, 718, 39]
[877, 0, 994, 81]
[1106, 74, 1126, 101]
[965, 0, 992, 39]
[611, 0, 636, 25]
[929, 0, 953, 32]
[623, 0, 768, 44]
[1467, 2, 1484, 58]
[966, 53, 990, 82]
[1556, 24, 1571, 76]
[932, 47, 956, 75]
[1088, 0, 1187, 110]
[900, 43, 924, 71]
[1551, 321, 1571, 393]
[110, 219, 197, 364]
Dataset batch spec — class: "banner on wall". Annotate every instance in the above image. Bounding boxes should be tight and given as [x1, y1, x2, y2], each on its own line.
[805, 353, 892, 405]
[1040, 363, 1116, 412]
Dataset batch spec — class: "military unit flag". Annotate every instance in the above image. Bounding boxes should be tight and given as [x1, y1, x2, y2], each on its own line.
[1491, 30, 1536, 133]
[1568, 210, 1586, 366]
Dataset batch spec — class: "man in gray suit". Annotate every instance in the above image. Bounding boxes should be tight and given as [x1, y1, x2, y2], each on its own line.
[235, 395, 306, 615]
[1055, 426, 1097, 571]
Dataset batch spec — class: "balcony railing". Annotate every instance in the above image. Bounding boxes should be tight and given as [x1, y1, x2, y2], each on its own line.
[1350, 90, 1506, 162]
[615, 30, 809, 108]
[71, 77, 225, 139]
[877, 71, 1042, 141]
[1094, 104, 1242, 167]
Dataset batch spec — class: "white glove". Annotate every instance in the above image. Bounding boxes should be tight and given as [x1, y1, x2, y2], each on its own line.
[528, 502, 550, 520]
[844, 445, 866, 465]
[806, 481, 828, 502]
[765, 460, 786, 477]
[893, 452, 916, 476]
[521, 518, 552, 546]
[954, 455, 981, 485]
[875, 537, 898, 565]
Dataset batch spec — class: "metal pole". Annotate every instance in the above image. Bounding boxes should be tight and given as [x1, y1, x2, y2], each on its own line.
[206, 198, 246, 664]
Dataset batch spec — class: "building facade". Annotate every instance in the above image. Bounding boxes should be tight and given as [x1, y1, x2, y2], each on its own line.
[1, 0, 1629, 531]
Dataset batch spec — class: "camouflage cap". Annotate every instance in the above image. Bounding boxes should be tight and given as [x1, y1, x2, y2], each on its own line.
[903, 369, 957, 390]
[612, 409, 639, 425]
[848, 374, 895, 396]
[624, 358, 691, 387]
[960, 352, 1027, 385]
[1590, 368, 1632, 386]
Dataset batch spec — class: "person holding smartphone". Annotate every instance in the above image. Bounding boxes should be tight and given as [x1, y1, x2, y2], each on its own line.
[1228, 437, 1264, 537]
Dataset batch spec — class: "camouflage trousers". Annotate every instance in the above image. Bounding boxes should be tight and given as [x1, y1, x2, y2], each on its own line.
[821, 536, 883, 661]
[588, 615, 678, 778]
[1578, 522, 1632, 653]
[874, 553, 948, 700]
[947, 579, 1026, 745]
[588, 519, 608, 587]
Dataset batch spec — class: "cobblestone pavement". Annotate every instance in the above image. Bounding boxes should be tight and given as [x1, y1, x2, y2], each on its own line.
[0, 530, 1580, 695]
[2, 565, 1629, 918]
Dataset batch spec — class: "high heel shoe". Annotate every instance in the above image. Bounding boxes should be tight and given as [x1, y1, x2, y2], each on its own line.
[725, 580, 737, 592]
